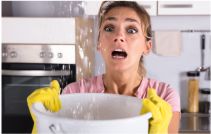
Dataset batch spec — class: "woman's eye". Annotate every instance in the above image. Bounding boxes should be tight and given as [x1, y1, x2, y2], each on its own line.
[104, 26, 114, 32]
[127, 28, 138, 34]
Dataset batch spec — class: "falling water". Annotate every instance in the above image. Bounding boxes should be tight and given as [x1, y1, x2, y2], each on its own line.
[46, 1, 105, 120]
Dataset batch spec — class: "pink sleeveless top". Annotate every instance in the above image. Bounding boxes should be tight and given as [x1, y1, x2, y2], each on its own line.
[62, 75, 181, 112]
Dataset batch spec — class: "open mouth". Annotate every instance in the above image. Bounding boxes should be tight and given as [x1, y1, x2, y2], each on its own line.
[111, 49, 127, 59]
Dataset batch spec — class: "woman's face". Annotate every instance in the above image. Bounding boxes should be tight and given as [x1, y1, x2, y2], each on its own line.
[98, 7, 152, 72]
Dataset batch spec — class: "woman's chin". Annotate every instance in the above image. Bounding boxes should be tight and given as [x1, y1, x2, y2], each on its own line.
[108, 65, 130, 73]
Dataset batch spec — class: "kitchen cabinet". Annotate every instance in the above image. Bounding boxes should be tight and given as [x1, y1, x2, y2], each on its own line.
[2, 17, 75, 44]
[158, 1, 211, 15]
[84, 1, 102, 15]
[84, 1, 211, 16]
[84, 1, 157, 16]
[137, 1, 157, 16]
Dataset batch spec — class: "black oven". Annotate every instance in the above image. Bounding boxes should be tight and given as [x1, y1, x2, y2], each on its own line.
[2, 44, 76, 133]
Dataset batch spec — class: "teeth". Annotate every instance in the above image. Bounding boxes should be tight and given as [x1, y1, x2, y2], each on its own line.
[114, 49, 124, 52]
[113, 55, 125, 59]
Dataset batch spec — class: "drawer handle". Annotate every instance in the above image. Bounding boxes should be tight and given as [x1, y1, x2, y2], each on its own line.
[162, 4, 193, 8]
[2, 70, 71, 76]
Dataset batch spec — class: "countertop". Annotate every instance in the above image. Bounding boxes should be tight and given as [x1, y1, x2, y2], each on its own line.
[179, 112, 210, 134]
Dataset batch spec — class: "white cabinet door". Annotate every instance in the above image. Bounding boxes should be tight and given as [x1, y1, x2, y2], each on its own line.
[137, 1, 157, 16]
[84, 1, 102, 15]
[158, 1, 211, 15]
[2, 18, 75, 44]
[84, 1, 157, 16]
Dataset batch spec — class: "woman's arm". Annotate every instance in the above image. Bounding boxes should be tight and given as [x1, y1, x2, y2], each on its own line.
[169, 112, 181, 134]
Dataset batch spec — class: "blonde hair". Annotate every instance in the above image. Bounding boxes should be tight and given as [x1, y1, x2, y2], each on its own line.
[98, 1, 152, 77]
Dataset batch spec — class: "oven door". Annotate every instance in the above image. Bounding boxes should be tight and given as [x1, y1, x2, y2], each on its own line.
[2, 63, 76, 133]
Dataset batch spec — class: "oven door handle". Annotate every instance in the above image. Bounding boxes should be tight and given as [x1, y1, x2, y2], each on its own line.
[2, 70, 71, 76]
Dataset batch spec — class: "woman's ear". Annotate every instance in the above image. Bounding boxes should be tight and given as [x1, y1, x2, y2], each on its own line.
[143, 40, 152, 55]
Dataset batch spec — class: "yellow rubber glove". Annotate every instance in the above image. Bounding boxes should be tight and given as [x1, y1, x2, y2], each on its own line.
[140, 88, 172, 134]
[27, 80, 62, 134]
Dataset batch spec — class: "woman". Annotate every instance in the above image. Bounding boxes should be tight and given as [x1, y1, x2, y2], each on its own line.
[28, 1, 181, 134]
[63, 1, 181, 133]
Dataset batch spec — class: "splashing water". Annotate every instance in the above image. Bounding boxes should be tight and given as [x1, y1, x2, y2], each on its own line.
[54, 96, 100, 120]
[68, 1, 105, 119]
[44, 1, 106, 120]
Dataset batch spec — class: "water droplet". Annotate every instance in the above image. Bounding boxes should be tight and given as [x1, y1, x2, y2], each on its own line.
[79, 47, 84, 59]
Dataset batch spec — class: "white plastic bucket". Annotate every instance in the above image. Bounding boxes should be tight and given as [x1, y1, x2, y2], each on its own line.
[32, 93, 152, 134]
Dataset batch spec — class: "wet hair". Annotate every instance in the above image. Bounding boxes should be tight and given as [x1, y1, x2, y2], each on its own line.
[98, 1, 152, 77]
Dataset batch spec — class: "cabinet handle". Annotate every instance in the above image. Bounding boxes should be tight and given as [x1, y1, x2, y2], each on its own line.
[142, 5, 151, 9]
[162, 4, 193, 8]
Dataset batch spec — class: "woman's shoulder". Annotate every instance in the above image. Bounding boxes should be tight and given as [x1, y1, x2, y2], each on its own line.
[62, 75, 104, 94]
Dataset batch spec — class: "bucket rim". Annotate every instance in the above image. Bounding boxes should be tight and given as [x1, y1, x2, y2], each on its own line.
[31, 93, 152, 123]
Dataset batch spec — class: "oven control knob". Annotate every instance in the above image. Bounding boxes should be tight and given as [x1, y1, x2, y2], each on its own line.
[40, 52, 45, 58]
[2, 52, 8, 57]
[58, 53, 63, 58]
[48, 52, 53, 58]
[10, 51, 17, 58]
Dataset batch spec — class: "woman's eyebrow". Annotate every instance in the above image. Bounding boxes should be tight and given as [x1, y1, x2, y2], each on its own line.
[125, 18, 139, 24]
[104, 16, 117, 21]
[104, 16, 140, 24]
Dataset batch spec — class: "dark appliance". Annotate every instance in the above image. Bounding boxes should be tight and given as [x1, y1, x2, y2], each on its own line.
[2, 44, 76, 133]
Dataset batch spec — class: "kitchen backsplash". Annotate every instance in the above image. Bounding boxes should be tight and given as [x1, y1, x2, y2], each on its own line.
[145, 32, 211, 110]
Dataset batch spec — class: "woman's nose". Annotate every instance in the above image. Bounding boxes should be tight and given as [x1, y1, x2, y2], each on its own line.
[113, 31, 125, 43]
[114, 38, 124, 42]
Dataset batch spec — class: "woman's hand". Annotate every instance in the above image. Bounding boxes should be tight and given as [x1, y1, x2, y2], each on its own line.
[27, 80, 61, 134]
[140, 88, 172, 134]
